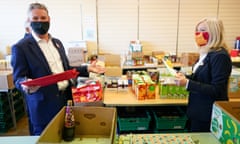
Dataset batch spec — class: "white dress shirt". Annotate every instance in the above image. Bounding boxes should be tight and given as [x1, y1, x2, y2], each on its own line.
[32, 33, 68, 90]
[193, 53, 207, 73]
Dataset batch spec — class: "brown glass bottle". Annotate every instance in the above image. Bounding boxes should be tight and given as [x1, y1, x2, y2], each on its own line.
[62, 100, 75, 141]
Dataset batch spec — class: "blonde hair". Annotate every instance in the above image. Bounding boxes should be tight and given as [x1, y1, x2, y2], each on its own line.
[195, 17, 228, 52]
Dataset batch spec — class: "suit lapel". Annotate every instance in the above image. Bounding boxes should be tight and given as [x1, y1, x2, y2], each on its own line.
[194, 55, 210, 75]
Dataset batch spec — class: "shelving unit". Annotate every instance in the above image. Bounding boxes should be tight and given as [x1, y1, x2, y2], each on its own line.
[0, 88, 26, 132]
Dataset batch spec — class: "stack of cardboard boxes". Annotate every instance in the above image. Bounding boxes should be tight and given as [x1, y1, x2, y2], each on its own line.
[98, 54, 122, 77]
[0, 71, 14, 90]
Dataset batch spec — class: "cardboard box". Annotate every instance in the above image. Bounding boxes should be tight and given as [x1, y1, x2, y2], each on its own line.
[98, 54, 122, 77]
[0, 59, 7, 70]
[132, 51, 143, 59]
[210, 101, 240, 144]
[37, 106, 117, 144]
[180, 52, 199, 66]
[99, 54, 121, 67]
[72, 78, 104, 107]
[6, 45, 11, 55]
[67, 47, 86, 66]
[152, 51, 165, 57]
[152, 51, 165, 64]
[0, 71, 14, 90]
[66, 41, 87, 67]
[0, 52, 4, 59]
[105, 66, 122, 77]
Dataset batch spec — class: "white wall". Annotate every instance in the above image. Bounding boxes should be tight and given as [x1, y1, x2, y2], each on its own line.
[97, 0, 240, 55]
[0, 0, 240, 58]
[0, 0, 90, 57]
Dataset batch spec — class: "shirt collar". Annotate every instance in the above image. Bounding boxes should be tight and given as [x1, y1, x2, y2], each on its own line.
[200, 53, 207, 60]
[32, 31, 52, 42]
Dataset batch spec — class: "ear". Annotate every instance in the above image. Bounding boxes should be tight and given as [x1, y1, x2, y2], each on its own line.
[26, 18, 31, 29]
[27, 18, 30, 23]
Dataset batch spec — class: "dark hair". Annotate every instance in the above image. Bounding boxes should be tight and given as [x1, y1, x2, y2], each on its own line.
[28, 2, 49, 15]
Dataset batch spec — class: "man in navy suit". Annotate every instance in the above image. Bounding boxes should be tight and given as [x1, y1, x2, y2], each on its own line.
[175, 17, 232, 132]
[11, 2, 105, 135]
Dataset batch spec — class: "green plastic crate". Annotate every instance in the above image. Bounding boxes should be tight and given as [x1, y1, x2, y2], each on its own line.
[117, 108, 151, 132]
[0, 92, 8, 102]
[0, 100, 10, 113]
[11, 89, 23, 101]
[0, 121, 13, 133]
[0, 111, 12, 122]
[152, 107, 187, 130]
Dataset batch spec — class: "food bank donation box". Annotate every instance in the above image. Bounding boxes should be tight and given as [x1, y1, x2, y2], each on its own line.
[37, 106, 117, 144]
[211, 101, 240, 144]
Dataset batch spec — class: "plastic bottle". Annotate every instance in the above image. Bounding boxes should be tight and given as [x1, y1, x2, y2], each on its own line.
[235, 36, 240, 50]
[62, 100, 75, 141]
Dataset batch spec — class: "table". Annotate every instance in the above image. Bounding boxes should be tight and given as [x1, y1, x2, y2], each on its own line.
[103, 88, 188, 106]
[103, 87, 240, 106]
[0, 136, 39, 144]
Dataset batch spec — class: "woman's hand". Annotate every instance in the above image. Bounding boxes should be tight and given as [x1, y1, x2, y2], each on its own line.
[175, 72, 188, 86]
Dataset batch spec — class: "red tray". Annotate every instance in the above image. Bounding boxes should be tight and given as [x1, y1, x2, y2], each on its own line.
[21, 69, 79, 87]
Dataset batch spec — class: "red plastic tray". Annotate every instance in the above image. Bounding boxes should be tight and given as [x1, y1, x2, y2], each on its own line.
[21, 69, 79, 87]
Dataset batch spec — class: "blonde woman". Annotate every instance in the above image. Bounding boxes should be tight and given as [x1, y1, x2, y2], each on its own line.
[175, 17, 232, 132]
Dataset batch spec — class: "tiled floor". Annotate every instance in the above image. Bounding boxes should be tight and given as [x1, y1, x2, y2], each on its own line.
[0, 115, 30, 136]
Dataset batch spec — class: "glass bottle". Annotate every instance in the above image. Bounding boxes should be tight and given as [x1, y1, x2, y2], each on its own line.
[62, 100, 75, 141]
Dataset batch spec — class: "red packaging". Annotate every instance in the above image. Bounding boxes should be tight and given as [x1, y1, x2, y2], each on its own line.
[72, 81, 102, 104]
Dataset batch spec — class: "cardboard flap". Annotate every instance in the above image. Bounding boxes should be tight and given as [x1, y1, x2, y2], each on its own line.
[37, 106, 116, 143]
[215, 101, 240, 122]
[0, 71, 14, 89]
[37, 108, 65, 143]
[98, 54, 121, 66]
[74, 106, 116, 136]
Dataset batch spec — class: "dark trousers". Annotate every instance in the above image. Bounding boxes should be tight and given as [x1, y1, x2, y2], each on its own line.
[27, 88, 72, 135]
[189, 119, 211, 132]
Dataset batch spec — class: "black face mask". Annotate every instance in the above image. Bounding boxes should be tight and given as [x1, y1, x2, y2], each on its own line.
[30, 21, 49, 35]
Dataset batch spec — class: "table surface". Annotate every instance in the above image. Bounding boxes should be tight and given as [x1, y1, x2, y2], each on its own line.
[103, 87, 240, 106]
[0, 136, 39, 144]
[103, 88, 188, 106]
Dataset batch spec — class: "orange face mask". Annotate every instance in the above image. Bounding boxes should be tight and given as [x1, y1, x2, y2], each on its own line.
[195, 32, 209, 46]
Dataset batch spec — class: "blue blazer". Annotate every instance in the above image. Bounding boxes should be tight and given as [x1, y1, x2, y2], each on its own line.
[186, 48, 232, 122]
[11, 35, 88, 126]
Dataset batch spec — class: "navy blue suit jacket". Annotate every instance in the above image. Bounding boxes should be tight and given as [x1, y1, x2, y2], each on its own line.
[11, 35, 88, 126]
[186, 48, 232, 122]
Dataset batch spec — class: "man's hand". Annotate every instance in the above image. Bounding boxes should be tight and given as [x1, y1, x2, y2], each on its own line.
[21, 78, 41, 94]
[88, 60, 106, 74]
